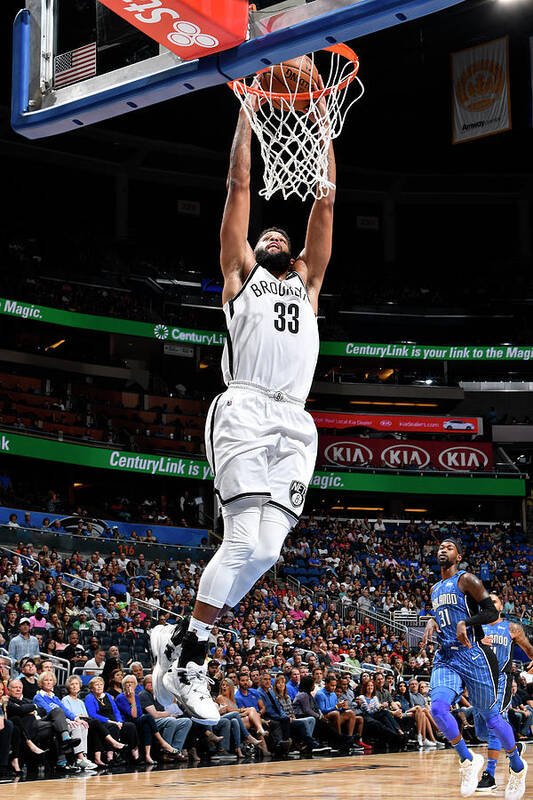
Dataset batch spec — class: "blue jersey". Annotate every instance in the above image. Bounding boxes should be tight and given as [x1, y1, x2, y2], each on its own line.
[431, 570, 481, 647]
[482, 618, 513, 673]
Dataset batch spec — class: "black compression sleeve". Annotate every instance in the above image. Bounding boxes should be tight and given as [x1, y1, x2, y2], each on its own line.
[464, 596, 498, 627]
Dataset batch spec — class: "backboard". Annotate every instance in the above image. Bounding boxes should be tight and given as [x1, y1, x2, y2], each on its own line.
[12, 0, 466, 139]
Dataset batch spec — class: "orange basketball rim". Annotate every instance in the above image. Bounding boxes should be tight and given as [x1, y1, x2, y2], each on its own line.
[228, 43, 360, 104]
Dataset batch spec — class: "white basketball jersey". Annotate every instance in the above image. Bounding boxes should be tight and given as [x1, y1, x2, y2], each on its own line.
[221, 264, 319, 400]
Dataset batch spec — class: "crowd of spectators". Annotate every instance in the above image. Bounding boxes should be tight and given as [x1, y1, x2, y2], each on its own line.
[5, 235, 533, 346]
[0, 370, 209, 458]
[3, 235, 217, 335]
[0, 513, 531, 781]
[0, 466, 207, 531]
[281, 515, 532, 620]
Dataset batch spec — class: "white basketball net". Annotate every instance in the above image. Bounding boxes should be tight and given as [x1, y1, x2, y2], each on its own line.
[230, 47, 364, 201]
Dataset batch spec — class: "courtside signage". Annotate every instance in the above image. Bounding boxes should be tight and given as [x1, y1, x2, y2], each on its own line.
[0, 431, 524, 496]
[3, 298, 533, 360]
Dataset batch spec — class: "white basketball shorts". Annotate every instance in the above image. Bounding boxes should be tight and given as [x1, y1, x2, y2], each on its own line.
[205, 384, 317, 521]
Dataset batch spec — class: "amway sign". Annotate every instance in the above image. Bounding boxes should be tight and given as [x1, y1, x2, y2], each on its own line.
[319, 437, 493, 472]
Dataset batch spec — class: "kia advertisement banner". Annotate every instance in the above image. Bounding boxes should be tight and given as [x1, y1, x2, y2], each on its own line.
[311, 412, 482, 435]
[318, 437, 493, 472]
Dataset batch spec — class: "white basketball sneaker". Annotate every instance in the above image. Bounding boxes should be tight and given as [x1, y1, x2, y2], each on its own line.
[151, 618, 188, 707]
[505, 756, 528, 800]
[162, 660, 220, 724]
[460, 752, 485, 797]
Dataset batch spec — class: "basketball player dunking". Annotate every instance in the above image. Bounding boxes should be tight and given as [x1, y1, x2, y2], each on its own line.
[422, 538, 528, 799]
[151, 103, 335, 722]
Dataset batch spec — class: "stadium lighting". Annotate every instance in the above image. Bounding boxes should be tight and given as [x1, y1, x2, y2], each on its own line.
[346, 506, 385, 511]
[349, 401, 438, 407]
[44, 339, 66, 351]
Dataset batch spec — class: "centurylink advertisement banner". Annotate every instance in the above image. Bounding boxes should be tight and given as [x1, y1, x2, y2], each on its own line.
[0, 297, 226, 347]
[3, 297, 533, 361]
[318, 342, 533, 360]
[0, 431, 525, 497]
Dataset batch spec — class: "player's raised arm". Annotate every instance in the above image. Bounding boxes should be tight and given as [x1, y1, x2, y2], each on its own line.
[294, 139, 336, 314]
[220, 108, 256, 303]
[509, 621, 533, 671]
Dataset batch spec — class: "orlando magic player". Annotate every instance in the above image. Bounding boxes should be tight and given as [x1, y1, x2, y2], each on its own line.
[151, 104, 335, 721]
[422, 538, 528, 799]
[474, 593, 533, 793]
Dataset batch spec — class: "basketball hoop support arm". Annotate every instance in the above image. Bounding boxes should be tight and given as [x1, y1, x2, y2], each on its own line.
[12, 0, 466, 138]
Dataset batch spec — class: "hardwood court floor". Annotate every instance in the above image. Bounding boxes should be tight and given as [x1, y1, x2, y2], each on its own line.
[1, 750, 530, 800]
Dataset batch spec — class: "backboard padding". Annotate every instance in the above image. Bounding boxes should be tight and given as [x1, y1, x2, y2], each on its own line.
[12, 0, 466, 138]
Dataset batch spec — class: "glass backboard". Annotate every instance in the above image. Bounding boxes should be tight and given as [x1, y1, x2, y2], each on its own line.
[12, 0, 466, 139]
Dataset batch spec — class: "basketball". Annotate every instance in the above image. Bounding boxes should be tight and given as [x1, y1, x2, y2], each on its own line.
[259, 55, 320, 111]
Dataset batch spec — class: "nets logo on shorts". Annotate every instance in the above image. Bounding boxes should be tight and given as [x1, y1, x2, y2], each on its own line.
[289, 480, 306, 508]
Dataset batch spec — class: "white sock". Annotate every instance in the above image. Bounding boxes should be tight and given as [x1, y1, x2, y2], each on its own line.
[187, 616, 213, 642]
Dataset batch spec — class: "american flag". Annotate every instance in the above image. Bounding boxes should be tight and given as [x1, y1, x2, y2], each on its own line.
[54, 42, 96, 89]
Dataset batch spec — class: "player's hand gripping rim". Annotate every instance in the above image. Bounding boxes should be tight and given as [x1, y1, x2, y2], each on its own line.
[245, 76, 268, 115]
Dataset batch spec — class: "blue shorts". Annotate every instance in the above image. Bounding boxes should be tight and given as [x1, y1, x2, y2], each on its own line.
[429, 642, 500, 711]
[474, 673, 512, 740]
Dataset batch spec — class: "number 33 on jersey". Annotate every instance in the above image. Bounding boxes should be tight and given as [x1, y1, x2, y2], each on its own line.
[222, 264, 319, 400]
